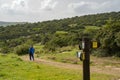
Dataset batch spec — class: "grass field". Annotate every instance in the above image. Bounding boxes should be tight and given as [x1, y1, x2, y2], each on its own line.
[0, 49, 120, 80]
[0, 54, 83, 80]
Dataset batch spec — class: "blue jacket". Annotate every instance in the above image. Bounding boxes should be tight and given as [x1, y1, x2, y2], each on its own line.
[29, 47, 35, 54]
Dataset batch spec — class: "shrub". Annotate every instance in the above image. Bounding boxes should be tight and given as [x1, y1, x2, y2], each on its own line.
[92, 49, 108, 57]
[15, 44, 29, 55]
[0, 47, 10, 54]
[95, 20, 120, 57]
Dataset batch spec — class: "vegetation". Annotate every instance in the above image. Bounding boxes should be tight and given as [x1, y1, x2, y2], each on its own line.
[94, 20, 120, 57]
[0, 10, 120, 80]
[0, 53, 119, 80]
[0, 11, 120, 57]
[14, 44, 29, 55]
[35, 44, 120, 68]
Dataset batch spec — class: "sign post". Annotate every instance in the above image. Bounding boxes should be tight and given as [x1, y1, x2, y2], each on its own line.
[82, 37, 90, 80]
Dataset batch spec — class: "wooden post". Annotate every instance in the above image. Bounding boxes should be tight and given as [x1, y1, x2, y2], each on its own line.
[82, 37, 90, 80]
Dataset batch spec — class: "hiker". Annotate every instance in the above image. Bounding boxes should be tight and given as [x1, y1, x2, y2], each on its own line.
[29, 45, 35, 61]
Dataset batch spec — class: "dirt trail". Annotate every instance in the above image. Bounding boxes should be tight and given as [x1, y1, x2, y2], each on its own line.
[21, 55, 120, 77]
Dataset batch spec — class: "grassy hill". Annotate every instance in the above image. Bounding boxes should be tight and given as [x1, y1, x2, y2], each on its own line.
[0, 11, 120, 57]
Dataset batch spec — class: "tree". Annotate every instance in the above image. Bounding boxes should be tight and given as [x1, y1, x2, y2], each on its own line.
[95, 20, 120, 57]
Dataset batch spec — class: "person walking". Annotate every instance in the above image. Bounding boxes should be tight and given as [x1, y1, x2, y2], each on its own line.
[29, 45, 35, 61]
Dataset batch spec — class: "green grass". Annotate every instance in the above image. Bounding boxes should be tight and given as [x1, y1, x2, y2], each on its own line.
[0, 53, 118, 80]
[35, 45, 120, 67]
[0, 53, 82, 80]
[36, 46, 82, 64]
[44, 50, 81, 64]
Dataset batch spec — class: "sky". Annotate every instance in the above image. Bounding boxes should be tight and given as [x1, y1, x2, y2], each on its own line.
[0, 0, 120, 22]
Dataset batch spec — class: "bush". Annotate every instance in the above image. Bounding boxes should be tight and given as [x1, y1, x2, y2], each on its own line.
[0, 47, 10, 54]
[114, 52, 120, 57]
[95, 20, 120, 57]
[92, 49, 108, 57]
[15, 44, 29, 55]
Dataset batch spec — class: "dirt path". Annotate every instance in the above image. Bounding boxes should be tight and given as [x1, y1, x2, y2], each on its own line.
[21, 55, 83, 70]
[21, 55, 120, 77]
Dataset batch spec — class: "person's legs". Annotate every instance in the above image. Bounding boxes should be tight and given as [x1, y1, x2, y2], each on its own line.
[31, 54, 34, 61]
[29, 53, 32, 60]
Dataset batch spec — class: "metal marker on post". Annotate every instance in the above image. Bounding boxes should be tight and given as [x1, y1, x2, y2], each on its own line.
[82, 37, 90, 80]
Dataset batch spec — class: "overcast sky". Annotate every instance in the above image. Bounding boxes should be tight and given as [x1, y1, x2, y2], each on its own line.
[0, 0, 120, 22]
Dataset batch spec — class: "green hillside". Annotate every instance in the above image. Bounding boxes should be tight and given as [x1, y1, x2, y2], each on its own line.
[0, 11, 120, 57]
[0, 11, 120, 80]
